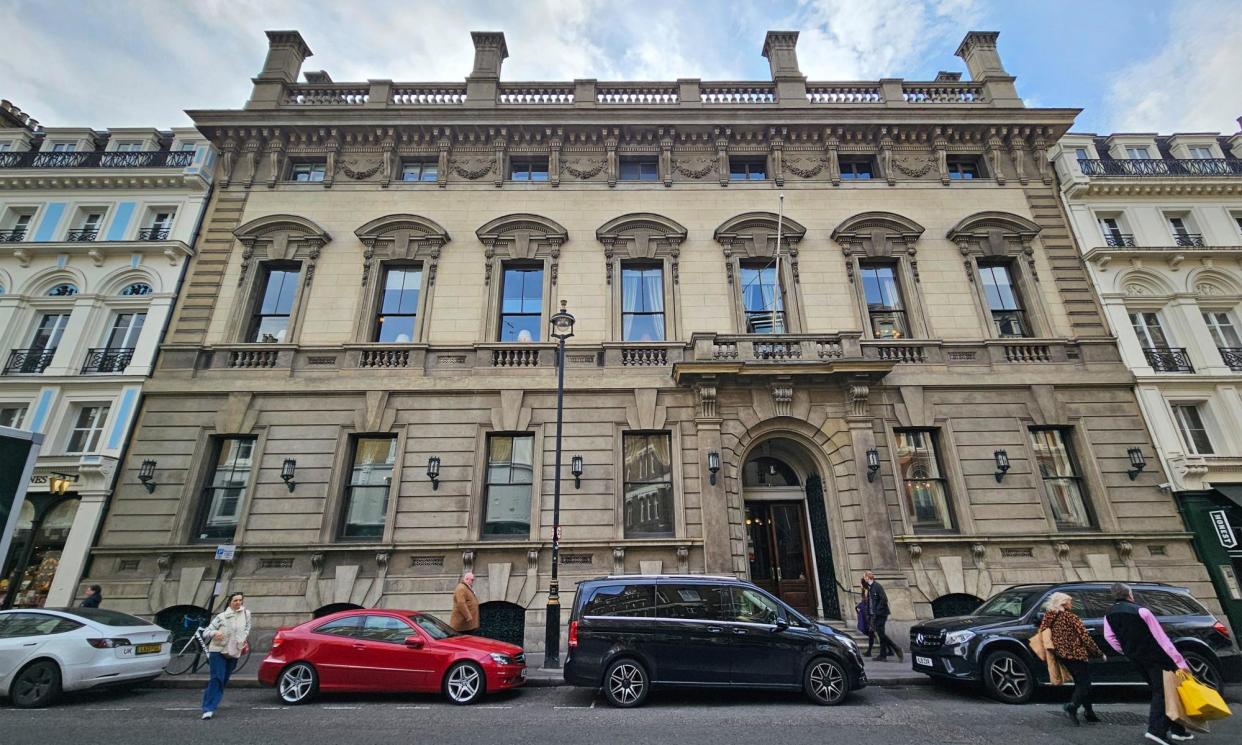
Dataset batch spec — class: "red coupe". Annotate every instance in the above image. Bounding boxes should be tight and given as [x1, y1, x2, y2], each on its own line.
[257, 609, 526, 705]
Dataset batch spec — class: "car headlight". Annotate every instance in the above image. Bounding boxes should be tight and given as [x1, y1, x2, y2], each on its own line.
[944, 630, 976, 647]
[490, 653, 514, 665]
[838, 634, 858, 652]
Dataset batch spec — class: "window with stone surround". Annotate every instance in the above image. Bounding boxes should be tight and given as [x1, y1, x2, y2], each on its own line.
[65, 405, 110, 453]
[499, 265, 544, 342]
[1029, 428, 1093, 530]
[621, 264, 665, 341]
[229, 214, 330, 345]
[618, 156, 658, 181]
[373, 267, 421, 343]
[728, 156, 767, 181]
[476, 213, 566, 343]
[194, 437, 255, 543]
[0, 405, 27, 428]
[893, 429, 955, 531]
[509, 156, 549, 182]
[832, 212, 928, 339]
[400, 159, 438, 182]
[1172, 403, 1215, 456]
[715, 212, 806, 335]
[339, 435, 398, 539]
[353, 214, 447, 345]
[247, 264, 300, 343]
[979, 261, 1027, 337]
[839, 156, 874, 180]
[1188, 146, 1214, 160]
[482, 434, 534, 539]
[289, 160, 326, 182]
[598, 212, 686, 342]
[949, 212, 1049, 340]
[946, 156, 982, 179]
[623, 432, 673, 538]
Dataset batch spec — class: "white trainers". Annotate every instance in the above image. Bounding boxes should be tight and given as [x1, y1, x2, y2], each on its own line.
[1145, 733, 1172, 745]
[201, 711, 214, 720]
[1170, 735, 1195, 742]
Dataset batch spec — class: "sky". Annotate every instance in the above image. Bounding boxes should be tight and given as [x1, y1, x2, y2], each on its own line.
[2, 0, 1240, 135]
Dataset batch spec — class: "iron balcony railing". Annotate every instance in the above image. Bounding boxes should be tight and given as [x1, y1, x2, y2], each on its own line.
[65, 228, 99, 242]
[0, 228, 27, 242]
[0, 150, 195, 169]
[1103, 233, 1137, 247]
[4, 348, 56, 374]
[1143, 347, 1194, 373]
[1173, 233, 1206, 247]
[81, 347, 135, 374]
[1218, 348, 1242, 372]
[137, 226, 171, 241]
[1078, 158, 1242, 177]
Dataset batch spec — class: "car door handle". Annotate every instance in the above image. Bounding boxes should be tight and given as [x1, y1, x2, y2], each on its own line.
[706, 626, 724, 634]
[22, 642, 38, 647]
[731, 628, 749, 635]
[352, 643, 368, 650]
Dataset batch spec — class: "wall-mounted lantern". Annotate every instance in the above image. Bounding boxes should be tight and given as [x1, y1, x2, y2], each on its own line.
[993, 450, 1011, 483]
[865, 448, 880, 482]
[571, 455, 584, 489]
[280, 458, 297, 492]
[1127, 448, 1146, 481]
[707, 451, 721, 486]
[427, 456, 441, 490]
[138, 459, 157, 494]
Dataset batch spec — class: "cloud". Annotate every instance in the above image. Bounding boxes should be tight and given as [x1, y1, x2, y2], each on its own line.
[1104, 0, 1242, 133]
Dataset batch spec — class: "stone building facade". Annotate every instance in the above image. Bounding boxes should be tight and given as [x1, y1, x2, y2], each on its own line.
[1052, 129, 1242, 632]
[0, 100, 214, 608]
[86, 29, 1214, 652]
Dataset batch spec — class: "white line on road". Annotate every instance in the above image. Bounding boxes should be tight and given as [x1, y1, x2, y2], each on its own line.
[85, 707, 132, 711]
[396, 706, 431, 710]
[553, 706, 591, 709]
[164, 707, 200, 711]
[321, 706, 361, 710]
[474, 705, 513, 709]
[252, 706, 288, 710]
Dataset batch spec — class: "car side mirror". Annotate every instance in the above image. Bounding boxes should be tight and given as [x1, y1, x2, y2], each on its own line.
[404, 635, 424, 649]
[774, 617, 789, 632]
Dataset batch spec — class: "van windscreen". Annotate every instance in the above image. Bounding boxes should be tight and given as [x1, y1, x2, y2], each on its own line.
[581, 584, 655, 618]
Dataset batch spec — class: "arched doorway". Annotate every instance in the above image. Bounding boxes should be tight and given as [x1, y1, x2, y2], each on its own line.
[477, 601, 525, 647]
[742, 439, 839, 619]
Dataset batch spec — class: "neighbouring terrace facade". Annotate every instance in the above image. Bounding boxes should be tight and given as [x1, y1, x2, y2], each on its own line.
[0, 100, 214, 609]
[85, 29, 1217, 652]
[1053, 128, 1242, 633]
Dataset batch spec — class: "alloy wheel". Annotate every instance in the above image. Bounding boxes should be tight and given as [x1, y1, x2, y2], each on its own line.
[808, 660, 846, 705]
[13, 662, 58, 708]
[446, 663, 482, 704]
[608, 662, 646, 706]
[279, 663, 316, 704]
[1185, 653, 1221, 691]
[987, 654, 1030, 702]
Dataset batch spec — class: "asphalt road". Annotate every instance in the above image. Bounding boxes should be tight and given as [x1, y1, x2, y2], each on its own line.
[1, 682, 1237, 745]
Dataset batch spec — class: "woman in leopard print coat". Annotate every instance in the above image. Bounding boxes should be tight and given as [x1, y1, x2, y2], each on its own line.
[1039, 591, 1105, 724]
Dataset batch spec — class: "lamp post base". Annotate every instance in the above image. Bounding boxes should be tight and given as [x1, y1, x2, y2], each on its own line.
[543, 599, 561, 669]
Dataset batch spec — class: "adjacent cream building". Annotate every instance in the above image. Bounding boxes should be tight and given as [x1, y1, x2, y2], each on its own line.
[1052, 128, 1242, 633]
[86, 29, 1215, 652]
[0, 100, 214, 609]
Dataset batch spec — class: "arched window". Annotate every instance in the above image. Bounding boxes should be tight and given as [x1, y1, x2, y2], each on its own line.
[48, 283, 79, 297]
[743, 456, 800, 487]
[120, 282, 153, 296]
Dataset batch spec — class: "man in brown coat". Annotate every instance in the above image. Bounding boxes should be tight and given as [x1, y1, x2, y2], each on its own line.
[449, 571, 480, 633]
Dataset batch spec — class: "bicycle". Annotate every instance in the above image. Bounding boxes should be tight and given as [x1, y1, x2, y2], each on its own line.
[164, 627, 252, 675]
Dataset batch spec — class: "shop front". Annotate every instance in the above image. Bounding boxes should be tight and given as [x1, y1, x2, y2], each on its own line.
[1178, 487, 1242, 635]
[0, 495, 80, 609]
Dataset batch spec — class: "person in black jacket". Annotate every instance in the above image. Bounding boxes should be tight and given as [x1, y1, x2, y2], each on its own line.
[79, 585, 102, 608]
[863, 571, 903, 662]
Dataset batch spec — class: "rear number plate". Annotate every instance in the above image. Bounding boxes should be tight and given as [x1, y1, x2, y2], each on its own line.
[915, 656, 933, 667]
[136, 643, 162, 655]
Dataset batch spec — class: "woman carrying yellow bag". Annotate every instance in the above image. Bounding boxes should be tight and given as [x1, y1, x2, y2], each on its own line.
[1177, 669, 1232, 721]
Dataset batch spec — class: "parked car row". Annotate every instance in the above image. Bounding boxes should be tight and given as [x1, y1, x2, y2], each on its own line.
[2, 578, 1236, 710]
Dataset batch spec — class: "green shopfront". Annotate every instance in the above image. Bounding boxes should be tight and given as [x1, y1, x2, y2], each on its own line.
[1178, 487, 1242, 635]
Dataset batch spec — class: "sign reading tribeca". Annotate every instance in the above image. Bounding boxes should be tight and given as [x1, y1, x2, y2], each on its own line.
[1209, 510, 1238, 549]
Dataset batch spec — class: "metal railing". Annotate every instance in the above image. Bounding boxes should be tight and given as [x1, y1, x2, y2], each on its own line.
[66, 228, 99, 242]
[0, 228, 26, 242]
[1078, 158, 1242, 177]
[4, 349, 56, 374]
[81, 347, 134, 374]
[0, 150, 193, 169]
[1173, 233, 1206, 247]
[1143, 347, 1194, 373]
[138, 227, 171, 241]
[1218, 347, 1242, 372]
[1103, 233, 1137, 247]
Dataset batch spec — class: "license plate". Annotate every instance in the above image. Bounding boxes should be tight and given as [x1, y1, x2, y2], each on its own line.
[136, 643, 162, 655]
[915, 656, 933, 668]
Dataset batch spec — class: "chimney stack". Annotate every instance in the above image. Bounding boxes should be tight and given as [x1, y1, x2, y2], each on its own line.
[762, 31, 808, 107]
[465, 31, 508, 107]
[954, 31, 1020, 106]
[247, 30, 313, 109]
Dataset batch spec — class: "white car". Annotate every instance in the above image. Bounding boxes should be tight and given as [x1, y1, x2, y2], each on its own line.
[0, 607, 171, 707]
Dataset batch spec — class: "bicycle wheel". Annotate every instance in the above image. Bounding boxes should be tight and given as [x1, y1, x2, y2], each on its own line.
[164, 639, 202, 676]
[233, 646, 253, 674]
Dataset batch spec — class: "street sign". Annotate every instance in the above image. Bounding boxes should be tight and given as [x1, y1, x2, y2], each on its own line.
[214, 544, 237, 561]
[1209, 510, 1237, 549]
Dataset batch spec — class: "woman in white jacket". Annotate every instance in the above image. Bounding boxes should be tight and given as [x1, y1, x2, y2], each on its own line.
[200, 592, 251, 719]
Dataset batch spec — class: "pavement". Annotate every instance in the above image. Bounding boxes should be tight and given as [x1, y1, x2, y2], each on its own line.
[2, 677, 1238, 745]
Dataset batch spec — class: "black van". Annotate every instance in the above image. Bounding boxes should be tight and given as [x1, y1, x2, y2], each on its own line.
[563, 575, 867, 707]
[909, 582, 1242, 703]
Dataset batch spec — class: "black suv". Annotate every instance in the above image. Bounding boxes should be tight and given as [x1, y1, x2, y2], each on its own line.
[563, 574, 866, 707]
[909, 582, 1241, 703]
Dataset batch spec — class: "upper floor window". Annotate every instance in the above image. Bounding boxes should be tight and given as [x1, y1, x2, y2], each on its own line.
[175, 142, 197, 152]
[103, 312, 145, 350]
[48, 283, 78, 297]
[30, 313, 70, 352]
[0, 405, 26, 429]
[1234, 213, 1242, 237]
[1166, 214, 1202, 246]
[1172, 403, 1214, 455]
[623, 432, 674, 538]
[499, 265, 543, 342]
[1126, 146, 1152, 160]
[50, 143, 76, 153]
[339, 436, 397, 539]
[860, 262, 907, 339]
[142, 211, 174, 240]
[1097, 216, 1131, 246]
[1202, 311, 1241, 348]
[621, 264, 665, 342]
[1188, 146, 1214, 159]
[1029, 428, 1093, 529]
[0, 143, 10, 152]
[483, 434, 534, 538]
[1129, 311, 1172, 349]
[740, 262, 785, 334]
[69, 211, 103, 241]
[509, 157, 548, 182]
[400, 159, 438, 182]
[1074, 147, 1089, 161]
[978, 262, 1027, 337]
[839, 157, 874, 180]
[618, 157, 658, 181]
[894, 430, 954, 531]
[195, 437, 254, 542]
[947, 156, 980, 180]
[0, 211, 34, 242]
[120, 282, 152, 296]
[248, 265, 299, 343]
[66, 405, 110, 453]
[114, 142, 143, 152]
[289, 161, 326, 182]
[374, 267, 421, 343]
[729, 156, 767, 181]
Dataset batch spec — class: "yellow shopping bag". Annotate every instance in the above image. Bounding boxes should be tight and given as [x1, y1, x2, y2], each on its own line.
[1176, 670, 1232, 721]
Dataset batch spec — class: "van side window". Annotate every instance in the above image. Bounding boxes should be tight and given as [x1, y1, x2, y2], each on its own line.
[582, 584, 655, 618]
[655, 584, 733, 621]
[1135, 590, 1205, 617]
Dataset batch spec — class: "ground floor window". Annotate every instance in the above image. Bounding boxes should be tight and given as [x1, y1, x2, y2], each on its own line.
[0, 497, 79, 609]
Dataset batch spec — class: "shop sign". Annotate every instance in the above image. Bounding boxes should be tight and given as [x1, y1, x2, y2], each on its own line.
[1209, 510, 1237, 549]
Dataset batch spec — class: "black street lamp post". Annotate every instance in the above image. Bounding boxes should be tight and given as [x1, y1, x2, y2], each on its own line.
[544, 300, 575, 669]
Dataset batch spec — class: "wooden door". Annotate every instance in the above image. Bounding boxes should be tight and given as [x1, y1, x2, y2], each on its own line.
[745, 501, 817, 616]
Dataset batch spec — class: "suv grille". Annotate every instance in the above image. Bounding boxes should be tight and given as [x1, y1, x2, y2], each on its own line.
[911, 629, 945, 649]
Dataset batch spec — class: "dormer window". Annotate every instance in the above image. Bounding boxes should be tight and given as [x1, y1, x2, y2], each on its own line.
[1125, 146, 1152, 160]
[289, 160, 326, 182]
[115, 141, 144, 152]
[50, 143, 76, 153]
[1188, 146, 1214, 159]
